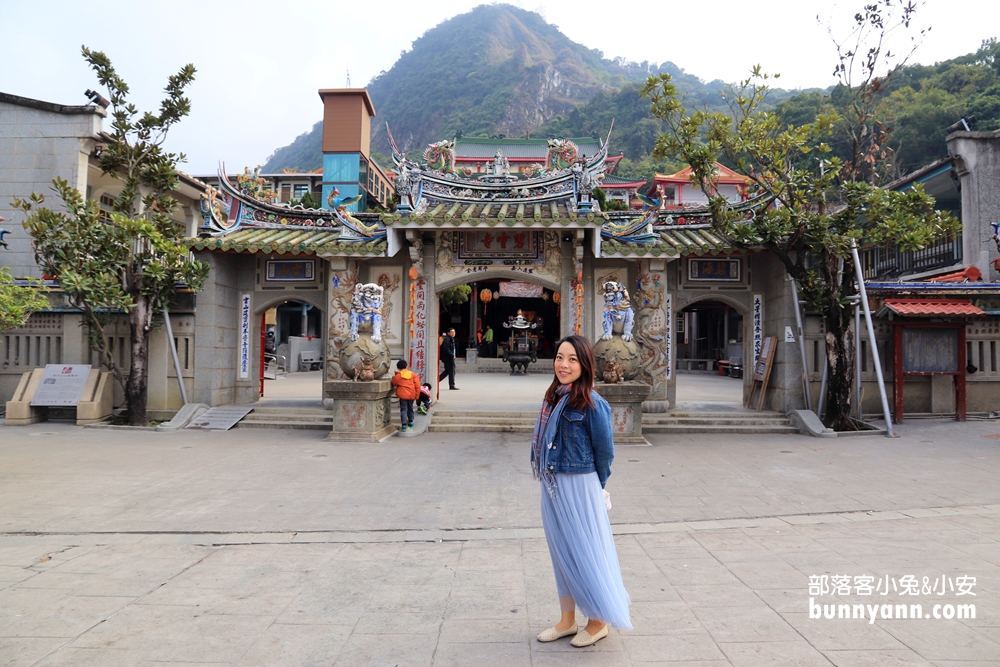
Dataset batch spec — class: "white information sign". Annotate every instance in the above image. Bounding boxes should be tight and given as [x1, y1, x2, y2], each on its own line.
[184, 406, 254, 431]
[31, 365, 92, 406]
[784, 325, 796, 343]
[752, 294, 763, 367]
[239, 293, 251, 379]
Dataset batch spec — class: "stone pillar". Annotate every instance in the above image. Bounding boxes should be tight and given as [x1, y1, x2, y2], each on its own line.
[324, 379, 395, 441]
[325, 259, 360, 384]
[635, 259, 669, 405]
[594, 381, 651, 445]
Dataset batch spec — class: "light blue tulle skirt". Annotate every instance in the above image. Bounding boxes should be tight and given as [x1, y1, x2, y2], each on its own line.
[540, 472, 632, 629]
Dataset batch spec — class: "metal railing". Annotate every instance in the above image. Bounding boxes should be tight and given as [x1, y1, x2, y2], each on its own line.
[861, 235, 962, 280]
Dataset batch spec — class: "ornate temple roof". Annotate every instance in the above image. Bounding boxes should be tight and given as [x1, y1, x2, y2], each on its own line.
[194, 126, 772, 260]
[380, 202, 607, 228]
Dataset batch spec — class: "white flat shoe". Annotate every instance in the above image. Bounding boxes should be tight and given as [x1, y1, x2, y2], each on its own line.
[537, 625, 578, 642]
[570, 624, 609, 647]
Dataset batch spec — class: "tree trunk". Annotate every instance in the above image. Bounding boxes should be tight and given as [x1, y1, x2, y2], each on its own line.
[823, 316, 856, 431]
[126, 297, 151, 426]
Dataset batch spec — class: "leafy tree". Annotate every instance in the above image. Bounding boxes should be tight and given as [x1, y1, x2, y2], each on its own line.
[0, 266, 48, 333]
[641, 1, 961, 430]
[439, 284, 471, 308]
[14, 47, 208, 425]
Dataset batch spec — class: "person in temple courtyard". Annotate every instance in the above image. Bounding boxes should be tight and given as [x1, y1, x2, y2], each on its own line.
[438, 328, 458, 390]
[531, 335, 631, 647]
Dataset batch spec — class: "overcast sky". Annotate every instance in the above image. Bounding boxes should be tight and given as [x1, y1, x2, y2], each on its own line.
[1, 0, 996, 174]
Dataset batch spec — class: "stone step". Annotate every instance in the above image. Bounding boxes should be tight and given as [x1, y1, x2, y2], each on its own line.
[645, 417, 791, 426]
[431, 411, 538, 419]
[428, 423, 534, 433]
[645, 424, 799, 434]
[665, 411, 786, 418]
[236, 420, 332, 430]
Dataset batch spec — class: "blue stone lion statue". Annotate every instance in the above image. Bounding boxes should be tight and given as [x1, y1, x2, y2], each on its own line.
[349, 282, 384, 344]
[600, 281, 635, 342]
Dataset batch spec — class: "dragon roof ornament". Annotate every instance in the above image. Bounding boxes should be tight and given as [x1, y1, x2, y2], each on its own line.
[387, 121, 613, 216]
[199, 163, 386, 243]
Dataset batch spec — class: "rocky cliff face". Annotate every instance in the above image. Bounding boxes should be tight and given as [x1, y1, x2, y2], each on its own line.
[263, 4, 622, 172]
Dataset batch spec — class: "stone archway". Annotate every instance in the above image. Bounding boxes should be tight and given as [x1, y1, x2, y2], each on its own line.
[671, 292, 753, 408]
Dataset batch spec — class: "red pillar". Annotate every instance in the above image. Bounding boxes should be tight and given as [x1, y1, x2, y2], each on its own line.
[893, 325, 904, 423]
[957, 325, 967, 421]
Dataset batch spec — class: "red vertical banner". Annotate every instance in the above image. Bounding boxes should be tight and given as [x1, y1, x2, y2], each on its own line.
[409, 279, 427, 382]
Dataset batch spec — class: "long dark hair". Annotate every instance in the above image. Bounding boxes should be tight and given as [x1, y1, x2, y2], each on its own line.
[545, 335, 595, 410]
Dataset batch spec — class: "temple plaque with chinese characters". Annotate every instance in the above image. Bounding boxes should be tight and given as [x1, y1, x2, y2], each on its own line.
[453, 231, 543, 264]
[688, 258, 741, 282]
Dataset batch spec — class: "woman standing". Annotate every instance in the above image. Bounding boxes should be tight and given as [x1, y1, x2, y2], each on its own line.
[532, 335, 631, 647]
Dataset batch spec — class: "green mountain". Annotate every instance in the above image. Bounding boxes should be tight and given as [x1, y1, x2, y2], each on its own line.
[262, 4, 775, 173]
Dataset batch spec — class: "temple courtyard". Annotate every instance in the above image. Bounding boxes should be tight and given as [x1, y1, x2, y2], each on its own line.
[1, 409, 998, 665]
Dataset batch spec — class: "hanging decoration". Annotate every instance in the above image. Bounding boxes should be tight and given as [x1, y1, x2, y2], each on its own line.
[542, 291, 550, 302]
[552, 292, 561, 304]
[572, 279, 585, 336]
[480, 288, 493, 315]
[499, 281, 544, 298]
[493, 291, 500, 301]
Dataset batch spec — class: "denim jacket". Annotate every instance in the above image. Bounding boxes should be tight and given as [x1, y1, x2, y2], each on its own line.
[543, 391, 615, 488]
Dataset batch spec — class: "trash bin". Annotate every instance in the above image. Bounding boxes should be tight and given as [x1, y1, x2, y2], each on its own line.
[717, 360, 730, 376]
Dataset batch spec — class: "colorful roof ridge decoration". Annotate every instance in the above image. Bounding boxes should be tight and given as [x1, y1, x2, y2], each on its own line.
[881, 298, 985, 318]
[387, 122, 612, 217]
[199, 164, 387, 243]
[927, 266, 983, 282]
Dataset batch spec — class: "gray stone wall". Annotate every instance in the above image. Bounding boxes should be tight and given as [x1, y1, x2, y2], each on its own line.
[191, 253, 242, 406]
[753, 254, 807, 413]
[948, 129, 1000, 280]
[0, 100, 103, 278]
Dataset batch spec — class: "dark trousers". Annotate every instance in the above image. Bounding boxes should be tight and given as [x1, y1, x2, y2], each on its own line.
[417, 394, 430, 409]
[439, 358, 456, 388]
[400, 399, 414, 425]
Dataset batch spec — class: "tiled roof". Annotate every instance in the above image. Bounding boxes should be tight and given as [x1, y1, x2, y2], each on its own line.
[881, 298, 985, 317]
[928, 266, 983, 283]
[187, 228, 386, 256]
[601, 225, 740, 258]
[455, 138, 603, 160]
[601, 175, 647, 187]
[381, 203, 606, 228]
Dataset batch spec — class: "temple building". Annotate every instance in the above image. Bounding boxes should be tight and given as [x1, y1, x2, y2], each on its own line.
[184, 86, 803, 419]
[10, 82, 1000, 430]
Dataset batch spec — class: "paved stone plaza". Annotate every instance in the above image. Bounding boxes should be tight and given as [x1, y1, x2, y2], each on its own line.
[1, 405, 999, 665]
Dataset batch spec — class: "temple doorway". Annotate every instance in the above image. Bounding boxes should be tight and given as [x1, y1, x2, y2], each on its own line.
[675, 299, 745, 407]
[260, 298, 324, 401]
[437, 279, 560, 361]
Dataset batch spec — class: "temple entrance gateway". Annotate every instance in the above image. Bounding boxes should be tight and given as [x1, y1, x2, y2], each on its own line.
[438, 279, 561, 363]
[673, 298, 747, 408]
[257, 297, 324, 403]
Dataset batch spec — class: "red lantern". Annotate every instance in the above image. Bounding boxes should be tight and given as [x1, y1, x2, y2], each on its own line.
[480, 288, 492, 314]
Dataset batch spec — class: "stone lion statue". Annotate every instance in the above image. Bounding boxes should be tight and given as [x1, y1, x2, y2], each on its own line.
[349, 283, 384, 343]
[600, 281, 635, 342]
[603, 355, 625, 384]
[353, 355, 376, 382]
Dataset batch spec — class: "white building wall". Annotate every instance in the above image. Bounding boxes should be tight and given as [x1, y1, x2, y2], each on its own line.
[0, 99, 103, 278]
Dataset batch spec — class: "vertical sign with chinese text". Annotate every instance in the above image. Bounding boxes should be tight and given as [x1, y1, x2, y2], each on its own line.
[409, 279, 427, 379]
[239, 294, 251, 379]
[664, 293, 673, 382]
[752, 294, 763, 368]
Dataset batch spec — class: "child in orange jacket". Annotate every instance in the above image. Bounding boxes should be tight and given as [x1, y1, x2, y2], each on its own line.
[391, 359, 421, 431]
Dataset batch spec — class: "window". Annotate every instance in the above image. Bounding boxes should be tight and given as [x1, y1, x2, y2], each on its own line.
[293, 184, 309, 199]
[98, 193, 116, 222]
